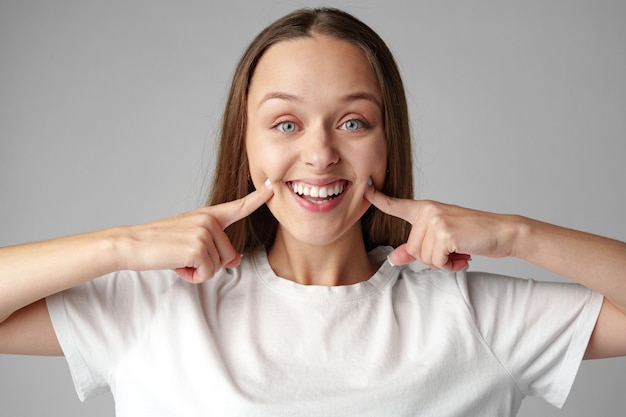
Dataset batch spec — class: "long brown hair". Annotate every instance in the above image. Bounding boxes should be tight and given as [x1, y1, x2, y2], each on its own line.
[208, 7, 413, 252]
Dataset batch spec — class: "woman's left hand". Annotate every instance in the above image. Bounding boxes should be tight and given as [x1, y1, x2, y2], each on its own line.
[364, 186, 523, 272]
[365, 185, 626, 360]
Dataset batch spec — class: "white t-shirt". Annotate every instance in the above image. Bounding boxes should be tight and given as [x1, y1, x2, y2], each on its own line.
[47, 246, 603, 417]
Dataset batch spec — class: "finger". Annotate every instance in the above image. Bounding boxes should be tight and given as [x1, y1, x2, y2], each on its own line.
[196, 225, 243, 282]
[175, 241, 219, 284]
[428, 253, 471, 273]
[174, 267, 196, 282]
[387, 244, 418, 266]
[364, 185, 418, 224]
[224, 253, 243, 269]
[212, 228, 240, 268]
[211, 179, 274, 229]
[193, 229, 240, 282]
[202, 234, 223, 276]
[448, 253, 471, 272]
[389, 238, 471, 270]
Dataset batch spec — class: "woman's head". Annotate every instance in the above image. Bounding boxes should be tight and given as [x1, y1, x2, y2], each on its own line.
[209, 7, 413, 252]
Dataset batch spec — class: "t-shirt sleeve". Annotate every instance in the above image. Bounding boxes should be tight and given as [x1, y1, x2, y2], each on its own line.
[46, 270, 179, 401]
[462, 271, 603, 408]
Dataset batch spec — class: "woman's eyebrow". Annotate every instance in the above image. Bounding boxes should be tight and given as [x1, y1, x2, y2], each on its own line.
[258, 91, 300, 106]
[258, 91, 381, 110]
[341, 92, 382, 110]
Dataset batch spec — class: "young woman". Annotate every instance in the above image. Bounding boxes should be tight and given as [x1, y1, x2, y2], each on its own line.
[1, 7, 625, 416]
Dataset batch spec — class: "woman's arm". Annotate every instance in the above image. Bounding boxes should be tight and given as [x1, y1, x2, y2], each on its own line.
[364, 186, 626, 358]
[0, 229, 126, 324]
[0, 299, 61, 355]
[510, 217, 626, 359]
[0, 183, 273, 354]
[513, 217, 626, 312]
[0, 229, 127, 355]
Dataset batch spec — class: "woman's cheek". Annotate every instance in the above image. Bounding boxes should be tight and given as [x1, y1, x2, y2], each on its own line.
[366, 143, 387, 188]
[249, 142, 285, 188]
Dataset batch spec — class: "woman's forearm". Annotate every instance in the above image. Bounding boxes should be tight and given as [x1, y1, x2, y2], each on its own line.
[512, 216, 626, 312]
[0, 228, 125, 323]
[0, 184, 274, 323]
[364, 188, 626, 311]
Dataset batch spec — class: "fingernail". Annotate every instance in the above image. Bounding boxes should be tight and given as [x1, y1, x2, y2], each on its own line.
[386, 255, 396, 267]
[264, 178, 272, 188]
[367, 177, 373, 186]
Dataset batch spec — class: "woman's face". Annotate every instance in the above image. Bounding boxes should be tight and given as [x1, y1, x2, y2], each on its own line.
[246, 35, 387, 247]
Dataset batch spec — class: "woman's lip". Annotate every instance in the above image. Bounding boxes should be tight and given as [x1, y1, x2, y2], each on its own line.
[285, 180, 352, 212]
[287, 178, 348, 187]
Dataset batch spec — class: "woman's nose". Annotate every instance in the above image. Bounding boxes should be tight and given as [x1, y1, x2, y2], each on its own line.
[300, 126, 339, 171]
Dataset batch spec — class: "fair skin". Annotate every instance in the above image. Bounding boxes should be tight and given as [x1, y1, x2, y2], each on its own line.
[0, 188, 273, 354]
[246, 35, 387, 286]
[1, 34, 626, 364]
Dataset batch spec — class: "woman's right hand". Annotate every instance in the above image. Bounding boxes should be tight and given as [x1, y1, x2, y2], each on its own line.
[120, 180, 274, 283]
[0, 181, 273, 354]
[0, 180, 273, 325]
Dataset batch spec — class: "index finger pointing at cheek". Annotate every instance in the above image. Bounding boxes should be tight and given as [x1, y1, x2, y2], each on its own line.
[211, 179, 274, 229]
[364, 185, 418, 225]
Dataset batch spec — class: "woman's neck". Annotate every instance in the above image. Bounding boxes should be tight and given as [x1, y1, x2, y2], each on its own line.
[267, 225, 378, 286]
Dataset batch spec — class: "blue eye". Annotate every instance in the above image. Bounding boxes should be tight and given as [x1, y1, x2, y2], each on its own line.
[342, 119, 366, 131]
[278, 121, 297, 133]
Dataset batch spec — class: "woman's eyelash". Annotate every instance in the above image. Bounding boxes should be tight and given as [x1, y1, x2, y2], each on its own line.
[271, 118, 371, 133]
[342, 118, 371, 130]
[272, 120, 298, 133]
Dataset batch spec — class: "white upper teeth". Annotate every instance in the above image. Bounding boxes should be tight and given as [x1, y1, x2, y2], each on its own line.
[292, 182, 345, 198]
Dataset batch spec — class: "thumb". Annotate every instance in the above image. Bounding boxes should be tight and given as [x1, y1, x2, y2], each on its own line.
[387, 244, 417, 266]
[210, 179, 274, 229]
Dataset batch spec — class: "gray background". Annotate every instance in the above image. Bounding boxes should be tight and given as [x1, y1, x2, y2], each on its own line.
[1, 0, 625, 415]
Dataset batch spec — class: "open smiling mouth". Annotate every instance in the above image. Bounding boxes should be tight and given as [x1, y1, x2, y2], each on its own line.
[288, 181, 347, 204]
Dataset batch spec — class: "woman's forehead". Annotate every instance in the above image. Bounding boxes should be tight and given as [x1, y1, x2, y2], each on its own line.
[248, 35, 381, 105]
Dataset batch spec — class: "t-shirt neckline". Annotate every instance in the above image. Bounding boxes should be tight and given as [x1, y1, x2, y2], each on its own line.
[250, 246, 399, 302]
